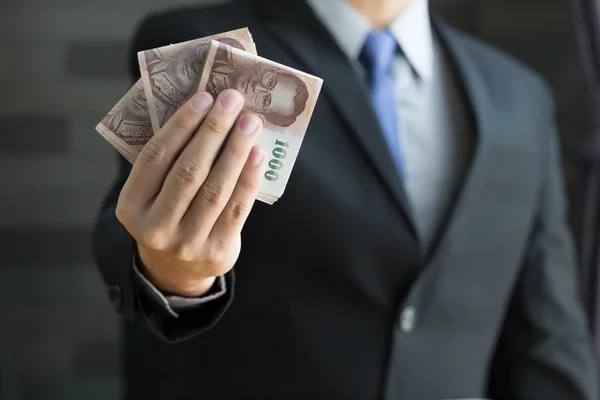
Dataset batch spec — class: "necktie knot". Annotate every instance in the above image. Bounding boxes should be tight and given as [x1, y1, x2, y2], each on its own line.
[359, 30, 398, 77]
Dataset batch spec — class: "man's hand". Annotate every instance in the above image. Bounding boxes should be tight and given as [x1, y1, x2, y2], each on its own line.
[115, 89, 266, 297]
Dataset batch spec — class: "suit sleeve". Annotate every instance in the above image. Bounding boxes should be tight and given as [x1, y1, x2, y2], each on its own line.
[134, 253, 228, 318]
[488, 84, 599, 399]
[91, 14, 235, 343]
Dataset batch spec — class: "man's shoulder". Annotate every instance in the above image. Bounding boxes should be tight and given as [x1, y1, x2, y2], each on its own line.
[441, 21, 553, 109]
[150, 1, 241, 18]
[132, 0, 255, 51]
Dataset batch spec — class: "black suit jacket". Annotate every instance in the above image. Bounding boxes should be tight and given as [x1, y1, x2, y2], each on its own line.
[92, 0, 598, 398]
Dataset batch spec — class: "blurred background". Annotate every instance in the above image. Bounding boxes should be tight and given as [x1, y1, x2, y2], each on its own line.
[0, 0, 591, 399]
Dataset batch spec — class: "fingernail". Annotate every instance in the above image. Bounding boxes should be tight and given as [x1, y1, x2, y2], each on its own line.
[249, 147, 265, 167]
[239, 114, 260, 134]
[191, 92, 213, 112]
[220, 90, 242, 112]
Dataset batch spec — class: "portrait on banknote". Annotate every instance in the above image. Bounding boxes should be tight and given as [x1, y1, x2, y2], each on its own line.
[100, 79, 153, 145]
[205, 42, 310, 130]
[143, 37, 246, 127]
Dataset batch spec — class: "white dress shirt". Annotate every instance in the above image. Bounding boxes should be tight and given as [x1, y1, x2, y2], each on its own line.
[307, 0, 471, 246]
[136, 0, 472, 315]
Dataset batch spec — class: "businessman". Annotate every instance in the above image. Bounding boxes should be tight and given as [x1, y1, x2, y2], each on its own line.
[93, 0, 599, 398]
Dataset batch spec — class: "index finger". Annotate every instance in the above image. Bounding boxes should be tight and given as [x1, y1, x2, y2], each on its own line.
[121, 92, 214, 209]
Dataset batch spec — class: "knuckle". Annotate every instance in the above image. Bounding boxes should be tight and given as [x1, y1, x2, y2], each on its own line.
[224, 142, 246, 159]
[173, 157, 206, 188]
[171, 242, 198, 263]
[199, 176, 227, 206]
[115, 201, 132, 225]
[239, 177, 260, 193]
[141, 139, 168, 165]
[203, 245, 226, 267]
[172, 112, 195, 133]
[226, 199, 251, 220]
[204, 117, 230, 137]
[141, 228, 170, 251]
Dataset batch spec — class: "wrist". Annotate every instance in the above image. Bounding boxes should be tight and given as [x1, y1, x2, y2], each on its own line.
[136, 246, 217, 297]
[157, 276, 217, 298]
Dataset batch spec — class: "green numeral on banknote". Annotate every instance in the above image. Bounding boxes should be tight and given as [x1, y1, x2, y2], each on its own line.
[269, 159, 283, 170]
[273, 147, 287, 159]
[274, 139, 290, 150]
[265, 140, 290, 182]
[265, 171, 278, 181]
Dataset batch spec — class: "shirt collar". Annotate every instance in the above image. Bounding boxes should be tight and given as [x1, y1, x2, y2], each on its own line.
[305, 0, 434, 82]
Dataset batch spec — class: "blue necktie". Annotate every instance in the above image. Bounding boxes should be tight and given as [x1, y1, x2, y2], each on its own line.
[359, 30, 403, 178]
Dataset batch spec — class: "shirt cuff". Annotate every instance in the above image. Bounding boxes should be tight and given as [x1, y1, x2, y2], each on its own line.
[132, 253, 227, 318]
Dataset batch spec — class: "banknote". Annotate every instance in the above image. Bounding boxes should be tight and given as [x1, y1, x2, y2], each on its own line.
[197, 40, 323, 203]
[95, 78, 153, 164]
[96, 28, 256, 164]
[138, 28, 256, 132]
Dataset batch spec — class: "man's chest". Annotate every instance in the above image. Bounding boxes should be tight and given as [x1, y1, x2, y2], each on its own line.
[391, 50, 474, 244]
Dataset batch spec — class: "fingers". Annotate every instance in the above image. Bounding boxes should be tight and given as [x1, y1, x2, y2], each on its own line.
[209, 146, 266, 242]
[148, 89, 245, 231]
[181, 112, 264, 240]
[119, 92, 214, 221]
[115, 87, 268, 299]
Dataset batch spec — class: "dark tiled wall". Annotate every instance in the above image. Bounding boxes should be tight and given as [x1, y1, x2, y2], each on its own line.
[0, 117, 68, 155]
[0, 1, 226, 399]
[0, 0, 577, 399]
[65, 43, 130, 79]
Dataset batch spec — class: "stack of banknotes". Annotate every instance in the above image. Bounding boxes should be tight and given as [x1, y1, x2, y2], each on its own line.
[95, 28, 323, 204]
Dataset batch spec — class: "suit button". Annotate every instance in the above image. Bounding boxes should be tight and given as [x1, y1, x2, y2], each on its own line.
[400, 306, 417, 333]
[107, 285, 122, 310]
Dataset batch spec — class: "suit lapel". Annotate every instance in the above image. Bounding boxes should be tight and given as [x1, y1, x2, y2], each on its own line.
[253, 0, 418, 236]
[422, 17, 500, 263]
[253, 1, 502, 257]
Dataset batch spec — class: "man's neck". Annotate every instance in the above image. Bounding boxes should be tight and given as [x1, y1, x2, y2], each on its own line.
[346, 0, 413, 28]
